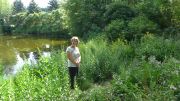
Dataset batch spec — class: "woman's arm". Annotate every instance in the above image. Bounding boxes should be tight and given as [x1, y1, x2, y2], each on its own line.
[67, 51, 79, 66]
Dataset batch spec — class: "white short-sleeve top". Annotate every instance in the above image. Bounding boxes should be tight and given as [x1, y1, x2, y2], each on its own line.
[66, 46, 81, 67]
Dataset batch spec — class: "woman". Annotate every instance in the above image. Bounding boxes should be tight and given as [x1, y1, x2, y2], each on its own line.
[66, 36, 81, 89]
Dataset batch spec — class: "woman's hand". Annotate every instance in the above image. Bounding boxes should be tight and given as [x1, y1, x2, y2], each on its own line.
[75, 59, 80, 67]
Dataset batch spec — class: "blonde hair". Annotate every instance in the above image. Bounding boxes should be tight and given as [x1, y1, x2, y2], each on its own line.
[71, 36, 80, 44]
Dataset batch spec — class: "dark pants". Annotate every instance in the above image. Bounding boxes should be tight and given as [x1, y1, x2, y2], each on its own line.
[68, 67, 79, 89]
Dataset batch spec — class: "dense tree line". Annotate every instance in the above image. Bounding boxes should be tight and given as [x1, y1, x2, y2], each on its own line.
[1, 0, 179, 40]
[0, 0, 61, 34]
[64, 0, 180, 40]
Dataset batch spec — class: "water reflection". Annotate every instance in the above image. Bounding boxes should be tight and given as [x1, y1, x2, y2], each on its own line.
[28, 52, 37, 65]
[4, 51, 51, 78]
[12, 53, 25, 75]
[43, 51, 51, 57]
[0, 35, 67, 77]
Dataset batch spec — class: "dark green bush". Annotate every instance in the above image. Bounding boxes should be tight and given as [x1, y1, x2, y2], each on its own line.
[136, 0, 173, 29]
[136, 34, 176, 62]
[112, 57, 180, 101]
[104, 19, 127, 41]
[104, 2, 137, 24]
[128, 16, 158, 40]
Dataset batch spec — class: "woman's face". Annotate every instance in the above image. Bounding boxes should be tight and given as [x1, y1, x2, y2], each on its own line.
[71, 39, 78, 46]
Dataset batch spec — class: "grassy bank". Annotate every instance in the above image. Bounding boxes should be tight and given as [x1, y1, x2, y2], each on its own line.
[0, 34, 180, 100]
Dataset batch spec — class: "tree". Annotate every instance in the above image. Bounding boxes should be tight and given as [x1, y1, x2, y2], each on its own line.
[0, 0, 11, 18]
[12, 0, 25, 14]
[64, 0, 113, 37]
[48, 0, 59, 11]
[27, 0, 40, 13]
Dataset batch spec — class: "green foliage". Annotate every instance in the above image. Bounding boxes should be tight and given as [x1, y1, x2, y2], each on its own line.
[12, 0, 25, 14]
[77, 75, 92, 91]
[0, 35, 180, 100]
[79, 37, 134, 83]
[0, 51, 73, 100]
[0, 0, 11, 18]
[136, 0, 173, 29]
[104, 19, 127, 41]
[27, 0, 40, 14]
[136, 34, 177, 62]
[48, 0, 59, 11]
[9, 9, 66, 35]
[164, 0, 180, 36]
[104, 2, 137, 24]
[128, 16, 158, 39]
[1, 0, 180, 99]
[110, 39, 135, 68]
[64, 0, 113, 37]
[62, 0, 178, 40]
[171, 0, 180, 26]
[9, 12, 27, 33]
[80, 38, 111, 82]
[113, 57, 180, 100]
[0, 64, 3, 75]
[77, 84, 113, 101]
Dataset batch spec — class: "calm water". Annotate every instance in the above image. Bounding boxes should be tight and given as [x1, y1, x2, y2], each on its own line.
[0, 35, 67, 76]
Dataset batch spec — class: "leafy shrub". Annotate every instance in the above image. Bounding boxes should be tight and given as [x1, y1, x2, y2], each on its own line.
[77, 74, 92, 91]
[174, 40, 180, 60]
[128, 16, 158, 40]
[104, 19, 127, 41]
[110, 39, 135, 70]
[104, 2, 137, 24]
[136, 0, 173, 29]
[112, 57, 180, 101]
[136, 34, 175, 62]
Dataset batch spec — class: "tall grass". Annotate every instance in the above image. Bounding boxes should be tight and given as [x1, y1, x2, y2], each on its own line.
[0, 34, 180, 100]
[112, 57, 180, 101]
[0, 51, 76, 100]
[79, 37, 134, 83]
[135, 34, 180, 62]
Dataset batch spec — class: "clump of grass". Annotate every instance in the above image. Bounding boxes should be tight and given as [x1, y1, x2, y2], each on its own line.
[112, 57, 180, 101]
[135, 34, 177, 62]
[0, 51, 80, 100]
[79, 37, 134, 83]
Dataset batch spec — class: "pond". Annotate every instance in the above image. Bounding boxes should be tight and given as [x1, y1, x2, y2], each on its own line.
[0, 35, 67, 77]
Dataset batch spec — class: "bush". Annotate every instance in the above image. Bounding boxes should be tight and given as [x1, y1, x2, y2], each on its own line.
[128, 16, 158, 40]
[136, 34, 176, 62]
[112, 57, 180, 101]
[136, 0, 173, 29]
[110, 39, 135, 70]
[104, 19, 127, 41]
[104, 2, 137, 24]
